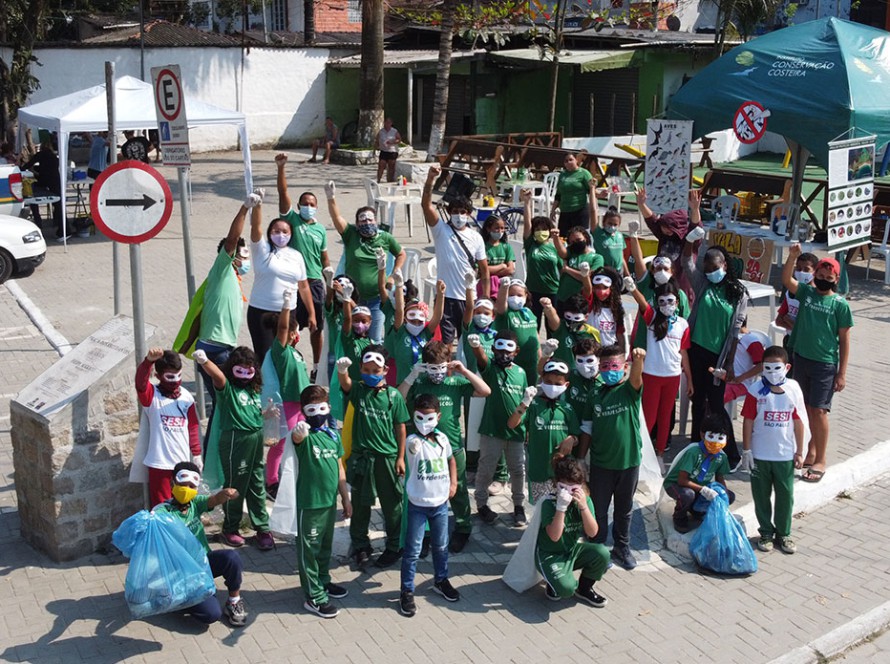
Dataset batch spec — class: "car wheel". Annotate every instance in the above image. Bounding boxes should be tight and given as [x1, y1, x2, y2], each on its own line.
[0, 249, 14, 284]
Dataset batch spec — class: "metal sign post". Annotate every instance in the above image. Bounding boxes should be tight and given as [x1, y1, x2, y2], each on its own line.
[104, 62, 122, 314]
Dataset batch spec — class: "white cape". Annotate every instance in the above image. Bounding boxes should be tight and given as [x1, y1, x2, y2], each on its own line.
[502, 498, 546, 593]
[129, 411, 151, 483]
[269, 433, 300, 537]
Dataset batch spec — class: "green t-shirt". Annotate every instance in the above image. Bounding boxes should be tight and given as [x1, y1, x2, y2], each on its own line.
[461, 321, 496, 375]
[384, 325, 433, 384]
[485, 241, 515, 267]
[632, 273, 690, 349]
[341, 332, 372, 383]
[382, 298, 396, 338]
[295, 428, 344, 508]
[478, 361, 528, 442]
[548, 320, 600, 366]
[524, 236, 561, 294]
[788, 282, 854, 364]
[592, 227, 626, 271]
[199, 249, 243, 347]
[536, 495, 596, 555]
[496, 309, 540, 380]
[283, 209, 328, 280]
[271, 338, 310, 403]
[663, 445, 730, 491]
[157, 495, 211, 553]
[407, 375, 474, 453]
[525, 397, 580, 482]
[557, 168, 593, 213]
[690, 282, 734, 354]
[567, 370, 601, 415]
[341, 225, 401, 303]
[215, 381, 263, 432]
[581, 380, 642, 470]
[349, 384, 410, 455]
[557, 251, 604, 300]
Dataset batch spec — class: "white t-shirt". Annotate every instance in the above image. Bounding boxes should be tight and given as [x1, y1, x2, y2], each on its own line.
[432, 221, 486, 300]
[405, 431, 453, 507]
[143, 386, 195, 469]
[741, 384, 801, 461]
[732, 331, 770, 388]
[249, 239, 307, 311]
[587, 307, 618, 347]
[377, 127, 399, 153]
[784, 291, 801, 321]
[641, 304, 690, 377]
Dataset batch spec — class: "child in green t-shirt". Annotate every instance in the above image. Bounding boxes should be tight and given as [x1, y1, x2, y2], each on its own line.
[541, 293, 600, 366]
[663, 413, 735, 533]
[481, 213, 516, 300]
[385, 277, 444, 384]
[554, 226, 604, 306]
[592, 208, 629, 275]
[566, 337, 602, 414]
[461, 286, 496, 375]
[495, 277, 540, 382]
[340, 297, 373, 386]
[291, 385, 352, 618]
[337, 345, 409, 570]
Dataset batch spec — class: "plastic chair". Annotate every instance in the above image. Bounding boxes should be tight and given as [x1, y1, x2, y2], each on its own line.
[543, 172, 560, 214]
[769, 321, 788, 346]
[423, 257, 438, 305]
[509, 238, 526, 283]
[866, 216, 890, 285]
[711, 195, 741, 225]
[402, 247, 422, 289]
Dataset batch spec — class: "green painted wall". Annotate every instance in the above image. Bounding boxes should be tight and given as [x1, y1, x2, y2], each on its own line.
[326, 68, 359, 131]
[383, 69, 408, 134]
[499, 66, 572, 134]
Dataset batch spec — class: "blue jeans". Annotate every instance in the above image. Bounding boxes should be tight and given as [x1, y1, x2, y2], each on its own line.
[401, 501, 449, 593]
[360, 296, 384, 343]
[195, 339, 233, 452]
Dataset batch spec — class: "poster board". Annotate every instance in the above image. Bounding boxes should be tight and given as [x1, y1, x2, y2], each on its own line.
[707, 230, 774, 284]
[644, 119, 693, 214]
[826, 135, 875, 251]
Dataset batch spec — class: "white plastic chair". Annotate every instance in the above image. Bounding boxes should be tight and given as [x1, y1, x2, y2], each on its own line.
[711, 195, 741, 225]
[423, 257, 438, 305]
[402, 247, 422, 289]
[508, 238, 526, 283]
[769, 321, 789, 346]
[543, 171, 560, 213]
[866, 216, 890, 285]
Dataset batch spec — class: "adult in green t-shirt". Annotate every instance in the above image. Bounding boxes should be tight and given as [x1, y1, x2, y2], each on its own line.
[782, 247, 853, 481]
[555, 226, 604, 303]
[553, 153, 596, 236]
[578, 345, 645, 571]
[521, 190, 562, 329]
[326, 181, 406, 341]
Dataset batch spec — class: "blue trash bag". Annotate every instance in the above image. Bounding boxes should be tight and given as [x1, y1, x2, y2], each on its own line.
[112, 510, 216, 619]
[688, 483, 758, 576]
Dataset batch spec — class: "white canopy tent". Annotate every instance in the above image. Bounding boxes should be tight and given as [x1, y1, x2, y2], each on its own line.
[17, 75, 253, 243]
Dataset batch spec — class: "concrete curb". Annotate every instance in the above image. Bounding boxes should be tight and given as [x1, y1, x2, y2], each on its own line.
[769, 600, 890, 663]
[5, 280, 74, 357]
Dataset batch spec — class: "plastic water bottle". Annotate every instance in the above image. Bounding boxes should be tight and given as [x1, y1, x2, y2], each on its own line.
[776, 214, 788, 236]
[263, 398, 281, 447]
[715, 210, 725, 229]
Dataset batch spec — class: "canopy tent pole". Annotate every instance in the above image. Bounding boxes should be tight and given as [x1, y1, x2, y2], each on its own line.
[786, 138, 809, 236]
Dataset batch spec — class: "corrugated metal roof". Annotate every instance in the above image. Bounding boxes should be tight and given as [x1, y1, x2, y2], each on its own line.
[80, 21, 243, 47]
[328, 48, 486, 68]
[489, 48, 637, 72]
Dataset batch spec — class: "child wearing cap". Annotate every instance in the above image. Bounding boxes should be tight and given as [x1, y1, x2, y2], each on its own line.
[340, 297, 373, 386]
[135, 348, 201, 505]
[398, 394, 460, 617]
[554, 226, 603, 309]
[541, 293, 600, 366]
[507, 360, 580, 503]
[336, 345, 410, 569]
[385, 278, 444, 384]
[591, 208, 629, 275]
[495, 277, 541, 381]
[739, 346, 807, 553]
[781, 245, 853, 483]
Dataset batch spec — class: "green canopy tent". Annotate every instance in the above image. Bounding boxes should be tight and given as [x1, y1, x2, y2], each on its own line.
[667, 17, 890, 229]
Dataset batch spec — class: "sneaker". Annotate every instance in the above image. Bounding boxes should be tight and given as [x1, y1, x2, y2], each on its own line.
[513, 506, 528, 527]
[757, 536, 774, 552]
[255, 531, 275, 551]
[477, 505, 498, 524]
[449, 531, 470, 554]
[352, 547, 372, 569]
[432, 578, 460, 602]
[778, 536, 797, 554]
[266, 482, 279, 501]
[304, 599, 339, 618]
[673, 515, 693, 534]
[419, 535, 431, 559]
[225, 599, 248, 626]
[399, 591, 416, 617]
[488, 481, 505, 496]
[544, 584, 561, 602]
[575, 584, 608, 608]
[325, 583, 348, 599]
[610, 546, 637, 570]
[374, 548, 402, 568]
[221, 532, 245, 548]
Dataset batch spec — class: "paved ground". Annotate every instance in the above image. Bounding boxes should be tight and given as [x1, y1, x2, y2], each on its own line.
[2, 149, 890, 663]
[839, 627, 890, 662]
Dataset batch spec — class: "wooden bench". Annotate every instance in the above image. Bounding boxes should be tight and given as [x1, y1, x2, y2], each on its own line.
[455, 132, 563, 148]
[434, 138, 505, 195]
[513, 145, 600, 179]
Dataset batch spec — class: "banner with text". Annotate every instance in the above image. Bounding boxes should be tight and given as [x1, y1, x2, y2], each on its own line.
[707, 230, 774, 284]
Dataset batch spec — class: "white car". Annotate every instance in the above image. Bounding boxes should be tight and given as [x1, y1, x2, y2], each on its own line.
[0, 213, 46, 284]
[0, 163, 24, 217]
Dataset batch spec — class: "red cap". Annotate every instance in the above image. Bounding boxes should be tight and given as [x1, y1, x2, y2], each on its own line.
[816, 257, 841, 276]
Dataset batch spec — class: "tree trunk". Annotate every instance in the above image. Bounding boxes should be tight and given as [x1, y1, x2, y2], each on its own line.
[547, 0, 566, 132]
[357, 0, 384, 148]
[427, 0, 458, 160]
[303, 0, 315, 45]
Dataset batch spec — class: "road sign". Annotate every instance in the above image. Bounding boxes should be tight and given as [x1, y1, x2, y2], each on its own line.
[150, 65, 191, 166]
[733, 101, 771, 144]
[90, 161, 173, 244]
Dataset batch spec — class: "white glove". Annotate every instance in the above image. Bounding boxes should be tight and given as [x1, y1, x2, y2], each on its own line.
[623, 276, 636, 293]
[322, 266, 334, 288]
[521, 386, 537, 407]
[499, 277, 512, 289]
[404, 362, 426, 385]
[283, 288, 296, 310]
[739, 449, 756, 473]
[336, 357, 352, 375]
[467, 334, 481, 349]
[193, 350, 208, 365]
[375, 247, 386, 270]
[627, 220, 641, 237]
[555, 487, 573, 513]
[244, 193, 262, 209]
[324, 180, 336, 198]
[686, 226, 706, 243]
[191, 455, 204, 472]
[541, 338, 559, 359]
[700, 486, 718, 502]
[253, 187, 266, 201]
[392, 268, 404, 287]
[342, 281, 354, 300]
[463, 271, 476, 289]
[579, 262, 591, 278]
[292, 421, 310, 442]
[408, 439, 420, 455]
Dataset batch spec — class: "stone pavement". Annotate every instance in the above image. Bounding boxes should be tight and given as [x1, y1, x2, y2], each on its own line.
[2, 150, 890, 662]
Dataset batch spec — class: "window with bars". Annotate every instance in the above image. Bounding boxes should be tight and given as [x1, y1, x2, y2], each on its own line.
[347, 0, 361, 23]
[271, 0, 288, 31]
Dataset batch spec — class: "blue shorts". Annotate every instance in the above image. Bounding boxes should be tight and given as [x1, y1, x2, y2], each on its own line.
[792, 353, 837, 411]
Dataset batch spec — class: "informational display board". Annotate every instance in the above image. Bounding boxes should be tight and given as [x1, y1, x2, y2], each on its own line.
[644, 119, 693, 214]
[707, 229, 775, 284]
[826, 135, 875, 251]
[150, 65, 191, 167]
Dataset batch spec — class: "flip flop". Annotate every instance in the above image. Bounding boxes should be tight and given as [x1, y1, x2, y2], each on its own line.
[801, 468, 825, 483]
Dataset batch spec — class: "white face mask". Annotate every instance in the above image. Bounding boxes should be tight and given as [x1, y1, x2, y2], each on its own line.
[426, 363, 448, 384]
[794, 270, 814, 284]
[450, 214, 469, 229]
[507, 295, 526, 311]
[414, 411, 439, 436]
[653, 269, 671, 285]
[405, 321, 426, 337]
[473, 313, 492, 329]
[540, 382, 567, 399]
[575, 355, 599, 379]
[762, 361, 788, 386]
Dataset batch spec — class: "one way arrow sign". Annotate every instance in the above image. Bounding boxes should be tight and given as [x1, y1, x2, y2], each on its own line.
[90, 160, 173, 244]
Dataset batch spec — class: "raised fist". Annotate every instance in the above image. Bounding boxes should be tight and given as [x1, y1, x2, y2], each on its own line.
[541, 338, 559, 359]
[324, 180, 336, 198]
[375, 247, 387, 270]
[686, 226, 706, 243]
[336, 357, 353, 374]
[467, 334, 481, 349]
[521, 386, 538, 407]
[146, 347, 164, 362]
[244, 193, 262, 209]
[292, 421, 310, 442]
[627, 220, 640, 237]
[193, 350, 208, 365]
[322, 266, 334, 287]
[623, 276, 636, 293]
[274, 153, 288, 166]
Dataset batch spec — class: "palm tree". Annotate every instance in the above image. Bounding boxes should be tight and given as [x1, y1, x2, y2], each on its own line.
[427, 0, 458, 160]
[357, 0, 385, 148]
